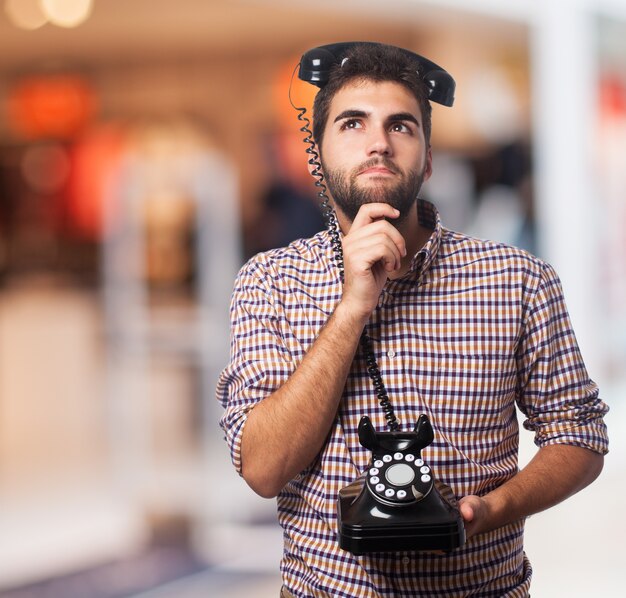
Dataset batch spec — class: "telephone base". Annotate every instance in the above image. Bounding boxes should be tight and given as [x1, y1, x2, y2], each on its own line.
[337, 477, 465, 555]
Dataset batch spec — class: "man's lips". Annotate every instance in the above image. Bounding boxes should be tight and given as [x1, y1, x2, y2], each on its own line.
[358, 166, 396, 176]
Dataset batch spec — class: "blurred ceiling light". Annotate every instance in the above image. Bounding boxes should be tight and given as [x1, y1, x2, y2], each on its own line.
[4, 0, 48, 30]
[39, 0, 93, 28]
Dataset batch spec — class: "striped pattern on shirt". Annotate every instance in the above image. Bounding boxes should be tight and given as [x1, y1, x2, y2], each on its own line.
[217, 200, 609, 597]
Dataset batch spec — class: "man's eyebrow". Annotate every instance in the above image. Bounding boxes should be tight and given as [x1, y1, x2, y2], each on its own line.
[332, 110, 421, 128]
[387, 112, 421, 127]
[333, 109, 369, 123]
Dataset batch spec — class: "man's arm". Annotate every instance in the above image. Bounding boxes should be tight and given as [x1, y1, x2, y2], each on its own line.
[241, 204, 406, 497]
[240, 301, 367, 498]
[459, 444, 604, 538]
[459, 258, 609, 538]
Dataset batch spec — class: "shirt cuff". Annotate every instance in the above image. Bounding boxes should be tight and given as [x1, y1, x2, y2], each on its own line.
[530, 417, 609, 455]
[220, 405, 253, 475]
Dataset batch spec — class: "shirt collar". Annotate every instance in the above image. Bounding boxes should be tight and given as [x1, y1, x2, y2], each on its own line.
[409, 199, 442, 279]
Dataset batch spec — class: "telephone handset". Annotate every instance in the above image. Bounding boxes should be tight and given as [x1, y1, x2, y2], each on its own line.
[337, 415, 465, 554]
[298, 41, 456, 107]
[293, 42, 464, 554]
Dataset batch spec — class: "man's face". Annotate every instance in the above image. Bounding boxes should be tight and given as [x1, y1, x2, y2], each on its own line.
[319, 79, 432, 224]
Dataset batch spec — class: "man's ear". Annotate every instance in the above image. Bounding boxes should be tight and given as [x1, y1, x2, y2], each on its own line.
[423, 146, 433, 182]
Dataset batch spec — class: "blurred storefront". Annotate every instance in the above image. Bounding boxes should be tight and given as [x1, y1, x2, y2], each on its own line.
[0, 1, 624, 597]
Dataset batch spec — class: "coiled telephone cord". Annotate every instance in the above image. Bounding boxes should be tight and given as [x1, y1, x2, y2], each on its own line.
[289, 75, 400, 432]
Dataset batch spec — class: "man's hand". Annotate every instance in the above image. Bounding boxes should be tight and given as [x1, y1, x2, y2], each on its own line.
[459, 495, 490, 539]
[457, 445, 604, 541]
[341, 203, 407, 319]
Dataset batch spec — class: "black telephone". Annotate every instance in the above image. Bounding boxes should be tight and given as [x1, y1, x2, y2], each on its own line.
[337, 415, 465, 554]
[298, 41, 456, 107]
[294, 42, 464, 554]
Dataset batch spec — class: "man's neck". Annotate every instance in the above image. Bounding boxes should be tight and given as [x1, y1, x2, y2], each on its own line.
[391, 204, 431, 278]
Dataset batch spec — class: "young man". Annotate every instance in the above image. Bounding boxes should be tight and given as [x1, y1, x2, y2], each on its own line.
[217, 43, 609, 597]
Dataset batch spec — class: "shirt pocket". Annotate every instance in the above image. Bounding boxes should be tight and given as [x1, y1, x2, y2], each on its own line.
[432, 353, 516, 434]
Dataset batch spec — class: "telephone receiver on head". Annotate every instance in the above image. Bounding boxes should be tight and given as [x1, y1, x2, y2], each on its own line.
[297, 41, 455, 107]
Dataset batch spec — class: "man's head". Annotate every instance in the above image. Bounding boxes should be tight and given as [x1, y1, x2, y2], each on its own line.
[318, 78, 432, 224]
[312, 43, 433, 152]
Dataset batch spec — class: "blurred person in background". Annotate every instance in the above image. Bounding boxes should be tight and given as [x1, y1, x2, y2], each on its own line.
[217, 42, 609, 597]
[246, 132, 325, 258]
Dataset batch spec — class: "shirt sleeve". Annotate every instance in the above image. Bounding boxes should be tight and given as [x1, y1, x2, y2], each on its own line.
[216, 258, 295, 474]
[515, 262, 609, 454]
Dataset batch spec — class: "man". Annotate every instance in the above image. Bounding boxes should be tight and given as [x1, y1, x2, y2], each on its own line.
[217, 43, 609, 597]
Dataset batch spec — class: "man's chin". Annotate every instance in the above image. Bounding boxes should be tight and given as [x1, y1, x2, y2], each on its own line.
[353, 183, 399, 204]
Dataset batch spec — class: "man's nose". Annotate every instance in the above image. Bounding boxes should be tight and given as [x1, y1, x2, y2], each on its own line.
[366, 127, 393, 156]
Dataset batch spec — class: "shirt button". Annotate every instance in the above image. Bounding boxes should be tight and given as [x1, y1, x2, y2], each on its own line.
[401, 556, 410, 565]
[387, 350, 396, 358]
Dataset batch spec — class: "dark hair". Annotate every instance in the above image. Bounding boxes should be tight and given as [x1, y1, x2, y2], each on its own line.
[312, 43, 432, 151]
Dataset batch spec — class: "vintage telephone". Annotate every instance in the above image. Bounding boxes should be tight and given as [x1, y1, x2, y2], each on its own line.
[337, 415, 465, 554]
[298, 41, 456, 105]
[294, 42, 465, 554]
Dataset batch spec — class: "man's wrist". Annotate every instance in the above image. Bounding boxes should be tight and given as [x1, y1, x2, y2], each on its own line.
[480, 488, 515, 533]
[333, 298, 372, 331]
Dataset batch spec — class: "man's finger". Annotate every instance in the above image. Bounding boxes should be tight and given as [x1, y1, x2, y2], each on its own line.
[459, 501, 475, 522]
[345, 234, 403, 272]
[350, 204, 400, 230]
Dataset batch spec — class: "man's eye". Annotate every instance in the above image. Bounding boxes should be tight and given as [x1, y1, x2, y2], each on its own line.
[390, 122, 411, 133]
[340, 119, 362, 130]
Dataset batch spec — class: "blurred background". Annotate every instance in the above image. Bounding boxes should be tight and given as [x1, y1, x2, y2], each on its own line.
[0, 0, 624, 596]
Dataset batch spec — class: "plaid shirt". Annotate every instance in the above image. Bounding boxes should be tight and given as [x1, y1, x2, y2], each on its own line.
[217, 200, 609, 597]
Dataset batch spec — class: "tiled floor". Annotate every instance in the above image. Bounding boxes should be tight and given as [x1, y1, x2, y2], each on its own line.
[131, 569, 281, 598]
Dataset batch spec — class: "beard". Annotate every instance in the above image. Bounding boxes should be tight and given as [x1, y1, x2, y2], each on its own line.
[322, 157, 426, 224]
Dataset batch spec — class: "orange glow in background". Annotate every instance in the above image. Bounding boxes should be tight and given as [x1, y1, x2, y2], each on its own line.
[6, 74, 97, 140]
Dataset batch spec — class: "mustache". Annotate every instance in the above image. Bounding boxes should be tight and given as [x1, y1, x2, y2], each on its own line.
[356, 157, 399, 175]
